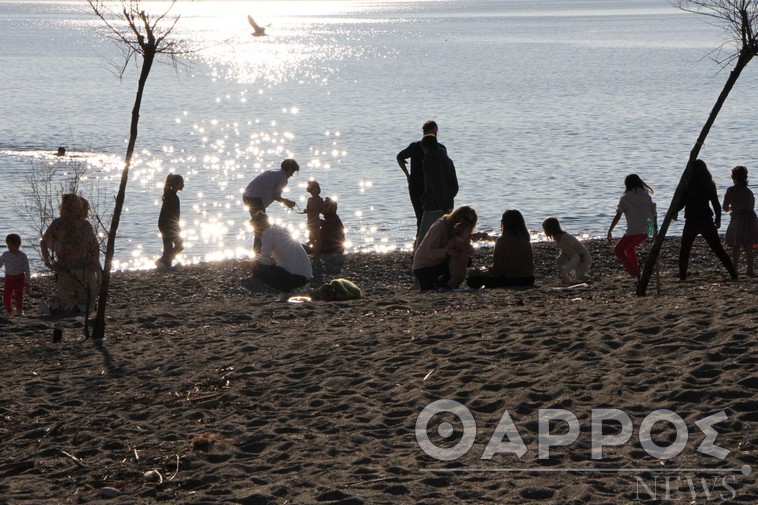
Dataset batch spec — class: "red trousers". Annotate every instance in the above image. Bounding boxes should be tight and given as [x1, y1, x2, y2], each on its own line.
[614, 234, 647, 277]
[3, 273, 25, 313]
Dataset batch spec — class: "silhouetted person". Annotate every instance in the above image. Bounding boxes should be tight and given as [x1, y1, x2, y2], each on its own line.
[397, 120, 446, 241]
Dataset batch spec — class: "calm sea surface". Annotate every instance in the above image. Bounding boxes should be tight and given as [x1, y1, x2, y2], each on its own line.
[1, 0, 757, 270]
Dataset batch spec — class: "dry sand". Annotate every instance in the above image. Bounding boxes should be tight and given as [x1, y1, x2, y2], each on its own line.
[1, 238, 756, 504]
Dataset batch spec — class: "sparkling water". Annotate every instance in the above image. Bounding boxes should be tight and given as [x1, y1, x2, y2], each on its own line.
[1, 0, 756, 270]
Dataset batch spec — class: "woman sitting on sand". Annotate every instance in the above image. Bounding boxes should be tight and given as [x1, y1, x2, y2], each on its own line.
[412, 205, 477, 291]
[40, 194, 101, 314]
[467, 209, 535, 288]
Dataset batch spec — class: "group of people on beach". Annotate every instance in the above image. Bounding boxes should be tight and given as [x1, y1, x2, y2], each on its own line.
[155, 158, 347, 300]
[1, 193, 101, 316]
[397, 120, 758, 292]
[2, 128, 757, 312]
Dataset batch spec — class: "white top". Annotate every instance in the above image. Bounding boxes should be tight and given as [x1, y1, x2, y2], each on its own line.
[557, 232, 590, 260]
[617, 188, 656, 235]
[243, 169, 288, 208]
[0, 250, 31, 278]
[258, 225, 313, 279]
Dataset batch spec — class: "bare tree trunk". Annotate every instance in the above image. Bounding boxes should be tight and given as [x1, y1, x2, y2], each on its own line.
[637, 52, 752, 295]
[92, 50, 155, 339]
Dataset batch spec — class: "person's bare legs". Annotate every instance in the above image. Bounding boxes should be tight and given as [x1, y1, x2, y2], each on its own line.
[732, 246, 741, 274]
[745, 245, 755, 277]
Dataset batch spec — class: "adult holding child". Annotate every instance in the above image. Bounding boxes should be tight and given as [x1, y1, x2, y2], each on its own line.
[413, 205, 477, 291]
[675, 159, 738, 281]
[242, 159, 299, 253]
[467, 209, 535, 288]
[40, 194, 101, 314]
[396, 120, 446, 240]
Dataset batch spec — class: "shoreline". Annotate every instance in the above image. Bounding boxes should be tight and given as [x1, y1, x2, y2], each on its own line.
[1, 236, 756, 503]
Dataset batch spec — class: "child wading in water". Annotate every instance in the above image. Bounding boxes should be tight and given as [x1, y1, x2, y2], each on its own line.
[607, 174, 657, 278]
[542, 216, 598, 284]
[304, 180, 324, 254]
[156, 174, 184, 269]
[445, 220, 475, 288]
[0, 233, 31, 316]
[723, 165, 758, 277]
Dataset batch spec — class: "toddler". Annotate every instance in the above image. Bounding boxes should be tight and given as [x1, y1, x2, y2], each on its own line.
[445, 221, 475, 288]
[0, 234, 31, 316]
[542, 217, 596, 284]
[304, 180, 324, 253]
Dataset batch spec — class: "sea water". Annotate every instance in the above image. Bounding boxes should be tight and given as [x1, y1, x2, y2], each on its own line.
[1, 0, 756, 270]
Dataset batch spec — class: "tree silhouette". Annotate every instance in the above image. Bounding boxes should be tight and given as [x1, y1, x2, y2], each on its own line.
[88, 0, 183, 338]
[637, 0, 758, 295]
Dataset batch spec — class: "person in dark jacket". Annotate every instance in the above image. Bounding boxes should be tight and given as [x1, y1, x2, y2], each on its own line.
[396, 120, 446, 240]
[157, 173, 184, 268]
[415, 134, 458, 247]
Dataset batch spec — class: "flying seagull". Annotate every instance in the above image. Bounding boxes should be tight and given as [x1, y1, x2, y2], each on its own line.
[248, 15, 270, 37]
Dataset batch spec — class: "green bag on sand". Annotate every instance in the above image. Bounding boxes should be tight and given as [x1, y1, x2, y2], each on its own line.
[330, 278, 362, 300]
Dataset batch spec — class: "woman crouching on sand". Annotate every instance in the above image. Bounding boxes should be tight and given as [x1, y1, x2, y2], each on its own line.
[412, 205, 477, 291]
[466, 209, 535, 288]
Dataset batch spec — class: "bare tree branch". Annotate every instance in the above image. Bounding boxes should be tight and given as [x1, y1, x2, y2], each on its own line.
[87, 0, 188, 339]
[639, 0, 758, 295]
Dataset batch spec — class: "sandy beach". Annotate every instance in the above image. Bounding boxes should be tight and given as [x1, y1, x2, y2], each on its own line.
[1, 237, 756, 504]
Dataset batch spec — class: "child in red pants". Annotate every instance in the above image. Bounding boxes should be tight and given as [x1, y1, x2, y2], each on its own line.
[1, 233, 31, 316]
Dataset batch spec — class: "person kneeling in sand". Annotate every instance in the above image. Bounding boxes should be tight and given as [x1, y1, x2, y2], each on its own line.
[542, 216, 599, 284]
[251, 213, 313, 300]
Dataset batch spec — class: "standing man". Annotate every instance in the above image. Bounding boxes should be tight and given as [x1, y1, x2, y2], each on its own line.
[396, 120, 445, 240]
[416, 134, 458, 247]
[243, 158, 299, 253]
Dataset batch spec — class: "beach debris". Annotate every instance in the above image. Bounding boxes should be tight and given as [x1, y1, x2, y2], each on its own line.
[99, 487, 121, 498]
[59, 449, 86, 468]
[169, 454, 180, 481]
[144, 469, 164, 484]
[423, 369, 435, 381]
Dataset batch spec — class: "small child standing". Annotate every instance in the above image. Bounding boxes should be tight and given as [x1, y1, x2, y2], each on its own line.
[445, 221, 475, 288]
[156, 173, 184, 269]
[319, 197, 345, 254]
[0, 234, 31, 316]
[723, 165, 758, 277]
[304, 180, 325, 254]
[542, 216, 596, 284]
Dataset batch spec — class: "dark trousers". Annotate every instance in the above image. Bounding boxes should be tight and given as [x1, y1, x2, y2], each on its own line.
[409, 182, 424, 235]
[679, 219, 737, 279]
[413, 261, 451, 291]
[243, 196, 266, 253]
[159, 234, 184, 267]
[252, 262, 309, 293]
[467, 275, 535, 289]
